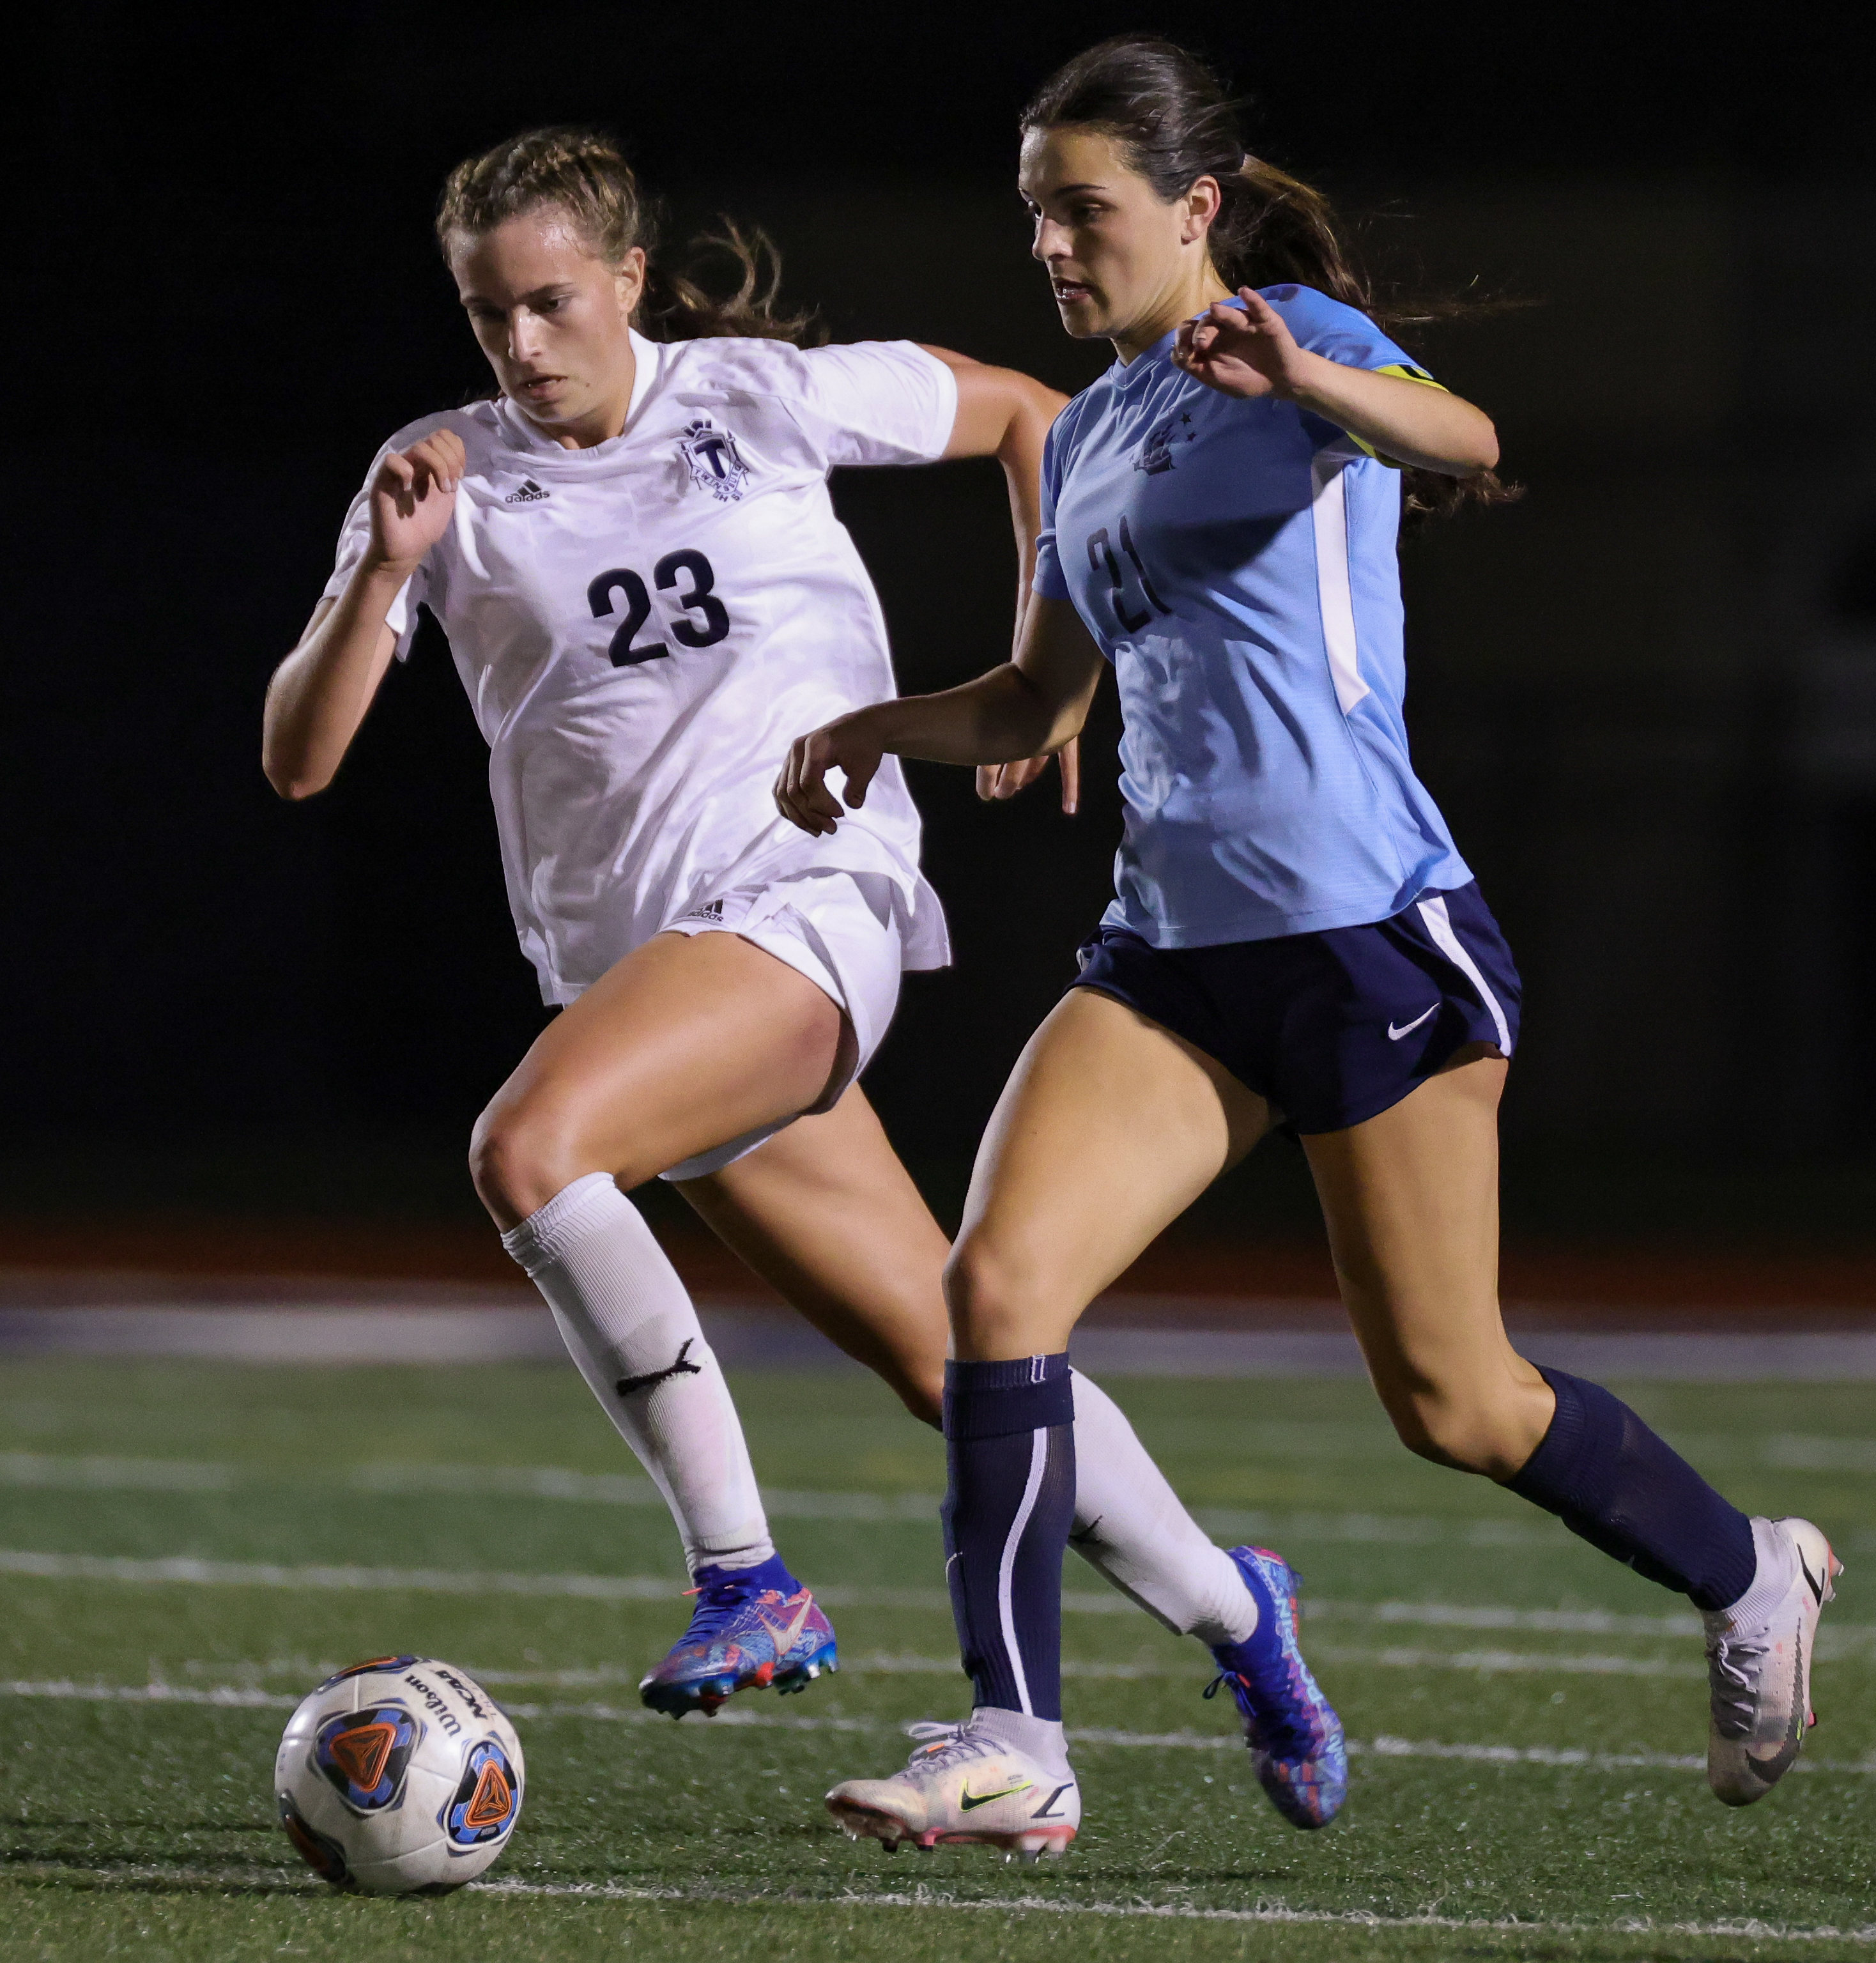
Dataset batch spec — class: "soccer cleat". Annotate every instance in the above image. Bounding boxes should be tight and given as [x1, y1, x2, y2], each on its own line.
[826, 1720, 1079, 1860]
[638, 1566, 837, 1719]
[1704, 1516, 1840, 1806]
[1202, 1545, 1348, 1829]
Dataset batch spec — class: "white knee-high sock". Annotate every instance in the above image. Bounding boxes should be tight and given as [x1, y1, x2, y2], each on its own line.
[501, 1172, 773, 1576]
[1069, 1371, 1257, 1647]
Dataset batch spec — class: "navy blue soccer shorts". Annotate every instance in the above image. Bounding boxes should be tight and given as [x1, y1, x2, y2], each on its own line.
[1069, 882, 1521, 1136]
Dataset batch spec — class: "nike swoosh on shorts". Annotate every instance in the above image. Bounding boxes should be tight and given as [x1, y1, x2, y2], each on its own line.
[1387, 1005, 1438, 1041]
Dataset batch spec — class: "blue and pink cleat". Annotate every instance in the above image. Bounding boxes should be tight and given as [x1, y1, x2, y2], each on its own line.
[638, 1556, 838, 1719]
[1203, 1545, 1348, 1828]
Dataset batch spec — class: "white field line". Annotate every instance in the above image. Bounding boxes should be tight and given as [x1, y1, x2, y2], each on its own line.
[1311, 1597, 1705, 1636]
[0, 1548, 682, 1603]
[12, 1433, 1876, 1491]
[0, 1452, 236, 1491]
[469, 1878, 1876, 1944]
[0, 1457, 1617, 1557]
[10, 1544, 1876, 1680]
[473, 1647, 1711, 1684]
[1315, 1644, 1702, 1679]
[0, 1451, 1572, 1547]
[6, 1859, 1873, 1945]
[12, 1676, 1876, 1782]
[7, 1550, 1876, 1665]
[1765, 1434, 1876, 1472]
[42, 1447, 1876, 1564]
[22, 1452, 1876, 1570]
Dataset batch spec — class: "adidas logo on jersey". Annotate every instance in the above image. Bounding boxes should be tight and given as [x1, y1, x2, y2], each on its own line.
[504, 478, 550, 504]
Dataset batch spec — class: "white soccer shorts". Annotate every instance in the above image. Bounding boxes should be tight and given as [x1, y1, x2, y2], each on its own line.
[655, 869, 920, 1180]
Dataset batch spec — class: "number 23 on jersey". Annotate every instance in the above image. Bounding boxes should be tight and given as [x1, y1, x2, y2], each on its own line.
[587, 549, 730, 667]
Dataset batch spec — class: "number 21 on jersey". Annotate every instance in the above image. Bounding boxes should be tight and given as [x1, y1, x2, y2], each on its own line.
[1088, 519, 1167, 634]
[587, 549, 730, 667]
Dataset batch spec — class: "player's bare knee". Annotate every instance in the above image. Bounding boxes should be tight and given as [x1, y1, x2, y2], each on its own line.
[1376, 1390, 1459, 1468]
[1385, 1387, 1532, 1480]
[942, 1235, 1044, 1356]
[470, 1100, 590, 1227]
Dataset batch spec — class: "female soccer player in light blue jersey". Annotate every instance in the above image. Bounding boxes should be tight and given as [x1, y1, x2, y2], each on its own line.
[783, 36, 1838, 1858]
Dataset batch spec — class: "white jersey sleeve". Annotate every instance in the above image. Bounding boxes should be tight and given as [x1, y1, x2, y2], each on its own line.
[319, 415, 455, 659]
[781, 342, 958, 470]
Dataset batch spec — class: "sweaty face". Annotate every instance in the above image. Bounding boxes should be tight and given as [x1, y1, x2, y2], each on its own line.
[449, 209, 643, 443]
[1019, 126, 1219, 353]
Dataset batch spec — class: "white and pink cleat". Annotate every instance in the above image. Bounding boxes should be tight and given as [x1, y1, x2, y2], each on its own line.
[826, 1718, 1079, 1862]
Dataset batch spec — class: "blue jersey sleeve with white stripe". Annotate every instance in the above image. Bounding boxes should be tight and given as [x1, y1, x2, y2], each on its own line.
[1033, 283, 1472, 950]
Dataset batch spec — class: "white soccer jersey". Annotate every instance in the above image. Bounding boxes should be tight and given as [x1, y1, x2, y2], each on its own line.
[323, 330, 958, 1003]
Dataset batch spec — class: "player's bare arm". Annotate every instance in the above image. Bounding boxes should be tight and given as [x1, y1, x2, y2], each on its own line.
[921, 350, 1063, 579]
[1173, 289, 1498, 474]
[775, 596, 1102, 837]
[917, 348, 1082, 813]
[261, 429, 465, 799]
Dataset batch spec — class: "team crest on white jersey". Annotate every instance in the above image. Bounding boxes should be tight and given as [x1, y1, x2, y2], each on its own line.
[679, 419, 750, 502]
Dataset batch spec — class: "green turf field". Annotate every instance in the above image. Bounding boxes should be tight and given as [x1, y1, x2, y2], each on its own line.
[1, 1355, 1872, 1960]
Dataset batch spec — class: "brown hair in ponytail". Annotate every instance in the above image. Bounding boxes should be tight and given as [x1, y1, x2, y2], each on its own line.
[1022, 38, 1516, 520]
[436, 127, 820, 346]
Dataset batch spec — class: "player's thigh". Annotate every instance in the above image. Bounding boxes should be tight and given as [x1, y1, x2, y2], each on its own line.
[950, 987, 1271, 1359]
[1302, 1049, 1549, 1466]
[676, 1085, 951, 1425]
[474, 932, 845, 1220]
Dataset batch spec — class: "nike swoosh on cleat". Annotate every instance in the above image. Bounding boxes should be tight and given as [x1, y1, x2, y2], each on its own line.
[960, 1781, 1033, 1811]
[757, 1594, 816, 1656]
[617, 1339, 704, 1399]
[1744, 1647, 1810, 1785]
[1387, 1006, 1439, 1042]
[1800, 1555, 1826, 1606]
[1032, 1783, 1075, 1819]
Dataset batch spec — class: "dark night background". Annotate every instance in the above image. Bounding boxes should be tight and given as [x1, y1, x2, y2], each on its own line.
[6, 2, 1876, 1267]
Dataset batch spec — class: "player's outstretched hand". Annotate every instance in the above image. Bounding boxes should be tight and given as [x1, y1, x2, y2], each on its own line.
[776, 714, 885, 836]
[975, 735, 1080, 815]
[1172, 289, 1312, 401]
[369, 429, 466, 571]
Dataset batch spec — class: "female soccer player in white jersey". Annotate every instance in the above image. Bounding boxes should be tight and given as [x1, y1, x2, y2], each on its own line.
[263, 127, 1344, 1808]
[788, 38, 1840, 1858]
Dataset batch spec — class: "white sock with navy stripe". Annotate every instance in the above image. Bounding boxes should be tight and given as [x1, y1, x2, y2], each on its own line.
[1068, 1371, 1258, 1648]
[502, 1172, 774, 1576]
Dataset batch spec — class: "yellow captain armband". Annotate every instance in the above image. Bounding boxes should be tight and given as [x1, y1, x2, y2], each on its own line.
[1343, 364, 1447, 468]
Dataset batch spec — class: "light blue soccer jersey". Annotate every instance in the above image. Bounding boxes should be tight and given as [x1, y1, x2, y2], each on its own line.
[1033, 283, 1473, 948]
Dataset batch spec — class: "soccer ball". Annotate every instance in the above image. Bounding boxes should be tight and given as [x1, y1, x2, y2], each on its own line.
[275, 1655, 525, 1895]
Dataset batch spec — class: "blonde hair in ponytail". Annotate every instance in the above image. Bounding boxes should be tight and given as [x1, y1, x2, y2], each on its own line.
[436, 127, 819, 346]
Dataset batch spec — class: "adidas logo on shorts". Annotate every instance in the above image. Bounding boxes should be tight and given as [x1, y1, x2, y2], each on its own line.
[504, 478, 550, 504]
[681, 898, 727, 923]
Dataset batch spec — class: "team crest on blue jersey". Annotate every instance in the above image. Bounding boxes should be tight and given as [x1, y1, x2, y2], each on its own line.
[1135, 410, 1199, 475]
[1135, 417, 1178, 474]
[679, 419, 750, 502]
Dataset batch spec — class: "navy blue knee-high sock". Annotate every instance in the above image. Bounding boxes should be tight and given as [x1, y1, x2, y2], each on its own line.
[942, 1355, 1076, 1720]
[1508, 1366, 1756, 1611]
